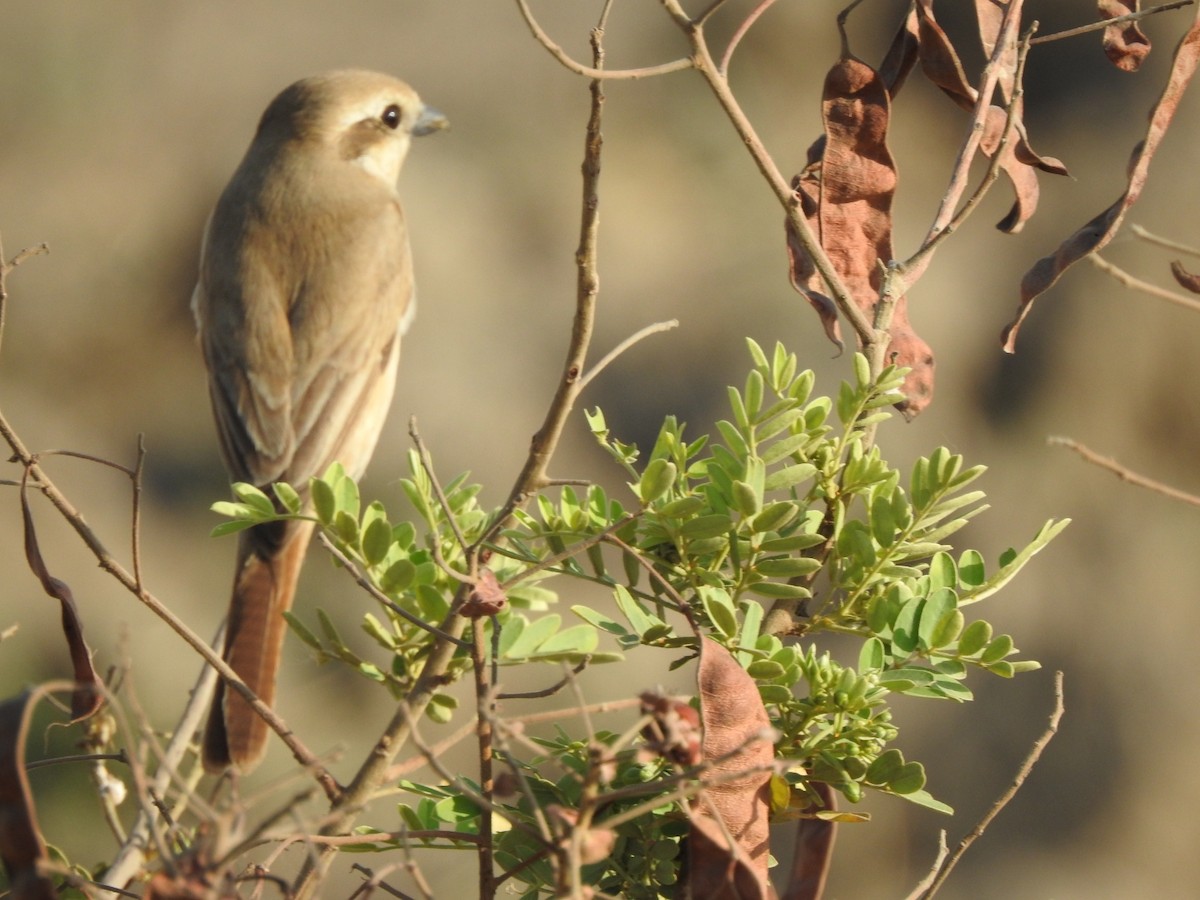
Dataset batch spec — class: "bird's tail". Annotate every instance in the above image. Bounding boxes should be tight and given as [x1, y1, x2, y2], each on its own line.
[203, 519, 316, 773]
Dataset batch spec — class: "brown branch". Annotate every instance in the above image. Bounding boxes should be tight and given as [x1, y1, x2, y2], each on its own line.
[0, 421, 336, 802]
[513, 0, 693, 79]
[1031, 0, 1193, 45]
[576, 319, 678, 393]
[718, 0, 781, 76]
[902, 1, 1026, 283]
[1130, 223, 1200, 258]
[1089, 252, 1200, 314]
[1049, 436, 1200, 507]
[316, 532, 470, 645]
[911, 671, 1065, 899]
[657, 0, 875, 349]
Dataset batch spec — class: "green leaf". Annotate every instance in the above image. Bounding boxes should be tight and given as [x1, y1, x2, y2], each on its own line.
[750, 502, 799, 534]
[700, 587, 739, 638]
[572, 606, 633, 639]
[870, 494, 897, 548]
[900, 789, 954, 815]
[865, 748, 903, 785]
[680, 514, 732, 540]
[980, 634, 1015, 665]
[209, 519, 258, 537]
[311, 476, 336, 525]
[760, 533, 825, 553]
[917, 589, 957, 651]
[764, 463, 818, 492]
[746, 659, 786, 679]
[502, 615, 561, 660]
[928, 552, 956, 591]
[746, 581, 811, 600]
[273, 482, 302, 514]
[232, 482, 275, 516]
[283, 611, 322, 651]
[379, 559, 416, 594]
[529, 624, 599, 658]
[756, 557, 821, 578]
[758, 684, 793, 703]
[889, 761, 926, 794]
[960, 519, 1070, 606]
[958, 549, 986, 588]
[613, 586, 660, 636]
[658, 496, 707, 518]
[891, 597, 923, 653]
[361, 516, 393, 566]
[732, 480, 762, 517]
[639, 458, 677, 505]
[957, 619, 992, 657]
[858, 637, 885, 672]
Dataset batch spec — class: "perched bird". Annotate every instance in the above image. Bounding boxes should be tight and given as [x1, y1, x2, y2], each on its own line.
[191, 70, 446, 773]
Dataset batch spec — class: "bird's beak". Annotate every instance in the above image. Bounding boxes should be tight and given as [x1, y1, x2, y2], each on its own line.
[414, 105, 449, 137]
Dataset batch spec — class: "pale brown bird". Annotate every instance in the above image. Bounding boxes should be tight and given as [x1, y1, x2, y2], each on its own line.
[192, 70, 446, 773]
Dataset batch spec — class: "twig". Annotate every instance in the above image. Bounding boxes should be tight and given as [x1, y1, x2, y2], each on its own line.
[409, 417, 473, 568]
[471, 618, 496, 900]
[1031, 0, 1193, 45]
[131, 436, 147, 591]
[497, 658, 590, 700]
[316, 533, 470, 645]
[0, 416, 337, 798]
[902, 832, 949, 900]
[513, 0, 693, 80]
[718, 0, 780, 76]
[904, 0, 1025, 280]
[1049, 436, 1200, 507]
[656, 0, 875, 348]
[576, 319, 678, 393]
[1130, 223, 1200, 258]
[0, 236, 50, 359]
[913, 671, 1065, 899]
[1089, 253, 1200, 314]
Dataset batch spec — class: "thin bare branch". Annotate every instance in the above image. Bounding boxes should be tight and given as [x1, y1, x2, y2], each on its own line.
[903, 0, 1025, 283]
[0, 414, 337, 798]
[1049, 436, 1200, 506]
[1031, 0, 1193, 45]
[914, 671, 1065, 899]
[1130, 222, 1200, 258]
[576, 319, 679, 393]
[718, 0, 780, 76]
[903, 831, 950, 900]
[498, 658, 590, 700]
[1089, 252, 1200, 313]
[316, 532, 470, 645]
[513, 0, 693, 79]
[409, 417, 473, 567]
[658, 0, 875, 349]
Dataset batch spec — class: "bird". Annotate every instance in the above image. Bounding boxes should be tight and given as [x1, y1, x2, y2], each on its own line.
[191, 70, 446, 773]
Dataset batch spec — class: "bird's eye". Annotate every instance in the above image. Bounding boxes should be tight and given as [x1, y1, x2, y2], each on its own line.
[381, 104, 402, 130]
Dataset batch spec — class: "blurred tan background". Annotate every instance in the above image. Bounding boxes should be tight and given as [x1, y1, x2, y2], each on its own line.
[2, 1, 1199, 896]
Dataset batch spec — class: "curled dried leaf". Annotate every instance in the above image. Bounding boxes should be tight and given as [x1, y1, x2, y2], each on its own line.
[787, 48, 935, 416]
[0, 694, 57, 900]
[688, 638, 775, 898]
[1170, 259, 1200, 293]
[462, 569, 507, 618]
[1101, 0, 1152, 72]
[1003, 15, 1200, 351]
[20, 470, 101, 721]
[640, 690, 702, 768]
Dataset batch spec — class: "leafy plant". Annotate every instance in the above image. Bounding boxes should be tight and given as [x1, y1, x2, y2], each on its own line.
[208, 340, 1064, 896]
